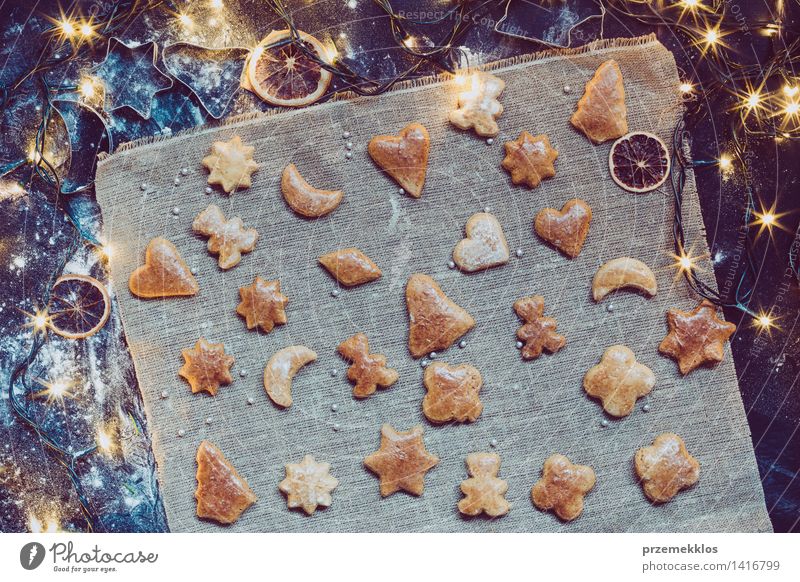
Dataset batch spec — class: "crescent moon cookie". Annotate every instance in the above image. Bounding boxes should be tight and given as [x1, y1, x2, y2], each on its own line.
[236, 277, 289, 333]
[337, 333, 399, 399]
[513, 295, 566, 360]
[452, 212, 510, 272]
[570, 59, 628, 144]
[192, 204, 258, 270]
[422, 362, 483, 423]
[531, 454, 596, 522]
[635, 433, 700, 503]
[501, 132, 558, 189]
[659, 299, 736, 375]
[281, 163, 343, 218]
[319, 248, 382, 287]
[405, 273, 475, 358]
[592, 257, 657, 302]
[534, 199, 592, 258]
[279, 455, 339, 515]
[448, 71, 505, 137]
[583, 345, 655, 417]
[195, 440, 256, 525]
[129, 237, 199, 298]
[368, 123, 430, 198]
[364, 424, 439, 497]
[179, 338, 234, 396]
[202, 135, 259, 194]
[263, 346, 317, 408]
[457, 452, 510, 518]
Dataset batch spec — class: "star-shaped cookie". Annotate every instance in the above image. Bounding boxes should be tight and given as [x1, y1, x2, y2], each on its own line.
[195, 440, 256, 524]
[193, 204, 258, 269]
[635, 433, 700, 503]
[659, 299, 736, 375]
[179, 338, 235, 396]
[501, 132, 558, 188]
[337, 333, 399, 398]
[513, 295, 566, 360]
[458, 452, 510, 517]
[531, 454, 595, 522]
[364, 424, 439, 497]
[279, 455, 339, 515]
[583, 345, 655, 417]
[236, 277, 288, 333]
[202, 135, 259, 193]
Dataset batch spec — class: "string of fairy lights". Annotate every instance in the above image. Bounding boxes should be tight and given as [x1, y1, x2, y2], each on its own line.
[2, 0, 798, 531]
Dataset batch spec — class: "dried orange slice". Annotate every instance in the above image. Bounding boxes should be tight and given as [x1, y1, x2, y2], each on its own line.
[48, 274, 110, 339]
[608, 132, 671, 193]
[245, 29, 332, 107]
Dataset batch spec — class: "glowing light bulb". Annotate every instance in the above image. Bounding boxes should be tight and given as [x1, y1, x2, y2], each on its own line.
[403, 36, 416, 49]
[682, 0, 699, 7]
[760, 213, 775, 226]
[718, 155, 733, 170]
[99, 243, 113, 261]
[29, 308, 50, 333]
[784, 85, 799, 97]
[60, 19, 76, 37]
[210, 0, 224, 8]
[679, 82, 693, 93]
[755, 314, 773, 329]
[80, 23, 93, 37]
[178, 13, 192, 27]
[96, 428, 114, 454]
[745, 92, 760, 109]
[704, 28, 718, 45]
[79, 78, 95, 98]
[785, 102, 800, 116]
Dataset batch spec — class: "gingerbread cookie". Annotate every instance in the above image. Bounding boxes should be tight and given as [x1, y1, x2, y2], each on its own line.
[406, 274, 475, 358]
[129, 237, 199, 298]
[368, 123, 429, 198]
[592, 257, 657, 302]
[195, 440, 256, 525]
[179, 338, 234, 396]
[635, 433, 700, 503]
[513, 296, 566, 360]
[236, 277, 289, 333]
[449, 71, 505, 137]
[192, 204, 258, 269]
[571, 60, 628, 144]
[263, 346, 317, 408]
[202, 135, 259, 193]
[659, 299, 736, 375]
[531, 454, 595, 522]
[534, 199, 592, 258]
[281, 163, 343, 218]
[364, 424, 439, 497]
[422, 362, 483, 423]
[501, 132, 558, 189]
[279, 455, 339, 515]
[453, 212, 510, 272]
[337, 333, 399, 398]
[458, 452, 510, 517]
[583, 345, 655, 417]
[319, 248, 382, 287]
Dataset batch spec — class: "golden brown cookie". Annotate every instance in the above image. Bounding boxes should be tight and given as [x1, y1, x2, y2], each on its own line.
[236, 277, 288, 333]
[501, 131, 558, 188]
[534, 199, 592, 258]
[263, 346, 317, 408]
[635, 433, 700, 503]
[571, 60, 628, 144]
[202, 135, 259, 193]
[129, 237, 199, 298]
[659, 300, 736, 375]
[192, 204, 258, 270]
[448, 71, 505, 137]
[452, 212, 510, 272]
[278, 455, 339, 515]
[458, 452, 510, 517]
[179, 338, 234, 396]
[195, 440, 256, 524]
[531, 454, 595, 522]
[368, 123, 429, 198]
[364, 424, 439, 497]
[337, 333, 399, 398]
[513, 295, 566, 360]
[281, 163, 343, 218]
[592, 257, 657, 302]
[405, 274, 475, 358]
[319, 248, 382, 287]
[583, 345, 655, 417]
[422, 362, 483, 423]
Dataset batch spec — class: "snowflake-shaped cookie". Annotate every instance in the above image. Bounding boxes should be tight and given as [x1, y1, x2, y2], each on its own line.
[179, 338, 234, 396]
[279, 455, 339, 515]
[202, 135, 259, 193]
[236, 277, 288, 333]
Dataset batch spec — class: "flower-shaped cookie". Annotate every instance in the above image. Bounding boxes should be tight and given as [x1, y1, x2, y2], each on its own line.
[659, 300, 736, 375]
[337, 333, 399, 399]
[195, 440, 256, 525]
[570, 60, 628, 144]
[364, 424, 439, 497]
[534, 199, 592, 258]
[422, 362, 483, 423]
[406, 274, 475, 358]
[452, 212, 510, 272]
[278, 454, 339, 515]
[513, 295, 566, 360]
[202, 135, 259, 193]
[128, 237, 199, 298]
[531, 454, 595, 522]
[368, 123, 430, 198]
[319, 248, 382, 287]
[179, 338, 234, 396]
[583, 345, 655, 417]
[449, 71, 505, 137]
[192, 204, 258, 269]
[635, 433, 700, 503]
[458, 452, 510, 517]
[236, 277, 288, 333]
[502, 132, 558, 189]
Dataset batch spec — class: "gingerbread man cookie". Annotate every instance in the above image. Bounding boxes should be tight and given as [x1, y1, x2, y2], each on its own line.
[279, 455, 339, 515]
[129, 237, 199, 298]
[458, 452, 510, 517]
[192, 204, 258, 269]
[502, 132, 558, 189]
[452, 212, 510, 272]
[368, 123, 430, 198]
[337, 333, 399, 399]
[513, 295, 566, 360]
[236, 277, 288, 333]
[422, 362, 483, 423]
[583, 345, 655, 417]
[364, 424, 439, 497]
[195, 440, 256, 525]
[534, 199, 592, 258]
[202, 135, 259, 193]
[406, 274, 475, 358]
[635, 433, 700, 503]
[319, 248, 382, 287]
[531, 454, 595, 522]
[571, 60, 628, 144]
[179, 338, 234, 396]
[449, 71, 505, 137]
[659, 299, 736, 375]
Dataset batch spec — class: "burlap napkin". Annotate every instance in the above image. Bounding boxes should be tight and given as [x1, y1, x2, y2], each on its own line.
[95, 35, 771, 532]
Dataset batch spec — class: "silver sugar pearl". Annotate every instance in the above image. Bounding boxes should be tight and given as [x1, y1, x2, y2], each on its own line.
[345, 151, 353, 159]
[239, 369, 248, 378]
[247, 397, 255, 405]
[331, 289, 340, 297]
[345, 142, 353, 150]
[563, 85, 572, 94]
[140, 183, 148, 191]
[171, 207, 180, 216]
[332, 423, 341, 432]
[429, 352, 437, 359]
[458, 340, 467, 349]
[330, 369, 338, 377]
[190, 267, 197, 275]
[421, 359, 430, 368]
[447, 260, 456, 269]
[486, 138, 494, 145]
[642, 403, 651, 412]
[331, 404, 339, 412]
[342, 131, 351, 139]
[605, 303, 615, 313]
[177, 429, 186, 437]
[160, 390, 168, 399]
[600, 419, 609, 427]
[483, 206, 491, 213]
[515, 248, 524, 258]
[398, 187, 405, 195]
[180, 168, 189, 176]
[515, 340, 524, 349]
[490, 439, 498, 448]
[173, 178, 181, 186]
[205, 417, 213, 425]
[204, 186, 212, 194]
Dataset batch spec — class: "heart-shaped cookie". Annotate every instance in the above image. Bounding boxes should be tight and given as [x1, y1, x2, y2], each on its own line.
[368, 123, 429, 198]
[534, 199, 592, 258]
[453, 212, 510, 272]
[129, 237, 199, 298]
